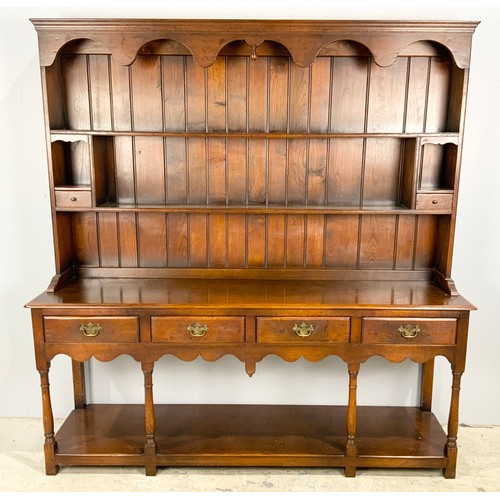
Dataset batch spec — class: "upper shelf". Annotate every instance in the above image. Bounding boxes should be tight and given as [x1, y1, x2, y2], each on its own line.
[31, 19, 479, 69]
[50, 130, 461, 141]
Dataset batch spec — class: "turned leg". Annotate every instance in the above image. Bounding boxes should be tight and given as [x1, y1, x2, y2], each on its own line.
[142, 362, 157, 476]
[420, 358, 435, 412]
[71, 360, 87, 409]
[345, 363, 360, 478]
[444, 368, 463, 479]
[38, 363, 58, 475]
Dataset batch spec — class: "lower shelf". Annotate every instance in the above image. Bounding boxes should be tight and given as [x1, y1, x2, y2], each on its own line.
[54, 404, 448, 469]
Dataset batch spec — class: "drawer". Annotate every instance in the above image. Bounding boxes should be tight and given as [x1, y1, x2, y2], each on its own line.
[43, 316, 139, 343]
[55, 189, 92, 208]
[257, 317, 350, 343]
[415, 193, 453, 211]
[361, 318, 457, 345]
[151, 316, 245, 343]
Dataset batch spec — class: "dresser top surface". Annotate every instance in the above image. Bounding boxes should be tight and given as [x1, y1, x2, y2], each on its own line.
[26, 279, 475, 310]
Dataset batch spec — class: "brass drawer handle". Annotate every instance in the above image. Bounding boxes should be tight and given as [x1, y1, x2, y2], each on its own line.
[293, 322, 314, 338]
[398, 324, 420, 339]
[187, 322, 208, 337]
[80, 322, 102, 337]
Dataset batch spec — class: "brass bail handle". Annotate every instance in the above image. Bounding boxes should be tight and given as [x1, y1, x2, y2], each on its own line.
[187, 322, 209, 337]
[293, 322, 314, 338]
[398, 324, 420, 339]
[80, 322, 102, 337]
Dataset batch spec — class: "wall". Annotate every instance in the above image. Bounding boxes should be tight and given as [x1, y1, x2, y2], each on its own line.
[1, 1, 499, 425]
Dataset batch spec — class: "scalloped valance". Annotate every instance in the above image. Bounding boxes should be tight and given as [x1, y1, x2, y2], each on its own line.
[31, 18, 479, 69]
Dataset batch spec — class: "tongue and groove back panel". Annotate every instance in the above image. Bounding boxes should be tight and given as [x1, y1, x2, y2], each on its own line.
[43, 38, 459, 276]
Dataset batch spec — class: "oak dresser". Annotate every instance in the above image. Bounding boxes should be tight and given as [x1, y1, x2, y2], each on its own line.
[26, 18, 478, 477]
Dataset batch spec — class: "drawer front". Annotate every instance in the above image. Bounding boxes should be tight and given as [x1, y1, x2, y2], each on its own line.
[415, 193, 453, 211]
[55, 189, 92, 208]
[257, 317, 350, 343]
[44, 316, 139, 343]
[362, 318, 457, 345]
[151, 316, 245, 343]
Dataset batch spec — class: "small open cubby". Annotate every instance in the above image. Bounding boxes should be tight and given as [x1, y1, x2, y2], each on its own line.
[419, 142, 457, 192]
[51, 134, 116, 208]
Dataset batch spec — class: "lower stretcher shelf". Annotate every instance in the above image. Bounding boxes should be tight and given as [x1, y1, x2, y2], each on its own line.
[54, 404, 448, 469]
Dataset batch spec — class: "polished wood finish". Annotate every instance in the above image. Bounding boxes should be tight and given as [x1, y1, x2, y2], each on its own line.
[52, 404, 448, 467]
[27, 19, 477, 477]
[257, 317, 350, 343]
[43, 316, 139, 343]
[151, 316, 245, 343]
[361, 317, 457, 345]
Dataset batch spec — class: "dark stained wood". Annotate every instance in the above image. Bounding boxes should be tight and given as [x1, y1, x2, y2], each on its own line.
[247, 214, 266, 267]
[267, 214, 285, 267]
[141, 362, 157, 476]
[286, 215, 305, 268]
[110, 59, 132, 130]
[307, 139, 328, 205]
[71, 212, 99, 266]
[345, 363, 360, 477]
[207, 58, 226, 132]
[367, 57, 407, 133]
[167, 213, 188, 267]
[208, 213, 226, 267]
[189, 214, 208, 267]
[361, 317, 457, 345]
[135, 137, 165, 204]
[162, 56, 185, 132]
[358, 215, 396, 269]
[137, 213, 167, 267]
[52, 404, 448, 468]
[269, 57, 289, 132]
[405, 57, 429, 133]
[305, 214, 324, 268]
[363, 138, 401, 206]
[327, 139, 364, 205]
[324, 215, 359, 269]
[330, 57, 368, 133]
[27, 278, 475, 310]
[227, 139, 246, 203]
[151, 316, 245, 343]
[88, 55, 112, 131]
[426, 57, 451, 133]
[43, 316, 139, 343]
[130, 55, 163, 131]
[28, 18, 476, 478]
[114, 137, 135, 203]
[60, 55, 91, 130]
[165, 137, 187, 203]
[117, 212, 138, 267]
[257, 317, 350, 343]
[414, 215, 438, 269]
[39, 366, 58, 475]
[55, 188, 92, 208]
[420, 358, 435, 412]
[207, 139, 226, 203]
[395, 215, 416, 269]
[71, 360, 87, 409]
[98, 212, 119, 267]
[227, 57, 247, 132]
